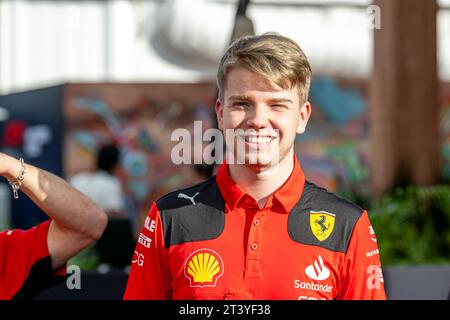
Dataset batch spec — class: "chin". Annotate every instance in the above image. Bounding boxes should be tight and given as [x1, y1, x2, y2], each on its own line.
[243, 152, 279, 169]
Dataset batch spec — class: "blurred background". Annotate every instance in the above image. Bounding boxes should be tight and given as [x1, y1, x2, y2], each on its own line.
[0, 0, 449, 299]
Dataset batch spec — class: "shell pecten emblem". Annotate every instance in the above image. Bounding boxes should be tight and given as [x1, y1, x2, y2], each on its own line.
[184, 249, 224, 288]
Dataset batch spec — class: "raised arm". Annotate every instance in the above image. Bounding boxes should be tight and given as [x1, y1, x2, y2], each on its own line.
[0, 152, 108, 270]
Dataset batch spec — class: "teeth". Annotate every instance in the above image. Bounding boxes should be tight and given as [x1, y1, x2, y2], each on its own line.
[244, 136, 272, 144]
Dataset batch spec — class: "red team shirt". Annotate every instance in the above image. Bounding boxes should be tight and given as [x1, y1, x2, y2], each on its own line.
[124, 157, 386, 300]
[0, 220, 65, 300]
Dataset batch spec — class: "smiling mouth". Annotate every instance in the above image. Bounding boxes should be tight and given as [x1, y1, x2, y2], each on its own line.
[237, 135, 278, 150]
[244, 136, 273, 144]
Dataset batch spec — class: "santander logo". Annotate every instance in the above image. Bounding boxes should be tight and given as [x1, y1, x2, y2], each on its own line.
[305, 255, 330, 281]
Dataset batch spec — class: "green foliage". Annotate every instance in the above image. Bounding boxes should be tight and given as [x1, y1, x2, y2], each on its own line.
[68, 244, 102, 271]
[369, 185, 450, 266]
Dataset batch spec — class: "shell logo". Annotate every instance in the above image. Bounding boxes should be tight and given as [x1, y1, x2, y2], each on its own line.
[184, 249, 224, 288]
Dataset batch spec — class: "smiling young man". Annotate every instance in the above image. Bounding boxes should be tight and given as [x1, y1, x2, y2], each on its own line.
[124, 33, 387, 300]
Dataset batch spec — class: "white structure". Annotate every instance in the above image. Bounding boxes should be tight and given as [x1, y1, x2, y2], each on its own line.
[0, 0, 449, 94]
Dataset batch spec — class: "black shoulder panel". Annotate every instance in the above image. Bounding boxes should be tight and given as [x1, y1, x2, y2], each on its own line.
[156, 176, 226, 248]
[288, 181, 363, 253]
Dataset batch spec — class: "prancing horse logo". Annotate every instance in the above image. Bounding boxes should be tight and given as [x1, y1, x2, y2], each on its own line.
[178, 192, 199, 205]
[310, 211, 336, 242]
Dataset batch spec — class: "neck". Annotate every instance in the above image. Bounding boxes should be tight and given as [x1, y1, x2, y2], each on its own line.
[228, 150, 295, 208]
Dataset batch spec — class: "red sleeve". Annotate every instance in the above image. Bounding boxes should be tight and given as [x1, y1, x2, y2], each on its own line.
[123, 202, 172, 300]
[337, 211, 387, 300]
[0, 220, 65, 300]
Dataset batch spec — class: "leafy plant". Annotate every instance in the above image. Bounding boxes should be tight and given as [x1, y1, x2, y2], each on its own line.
[68, 244, 102, 271]
[369, 185, 450, 266]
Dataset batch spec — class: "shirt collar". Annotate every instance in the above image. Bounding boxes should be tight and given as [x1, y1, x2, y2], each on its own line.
[216, 154, 305, 214]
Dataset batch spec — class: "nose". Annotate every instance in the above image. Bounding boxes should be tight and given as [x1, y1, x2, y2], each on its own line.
[246, 105, 269, 129]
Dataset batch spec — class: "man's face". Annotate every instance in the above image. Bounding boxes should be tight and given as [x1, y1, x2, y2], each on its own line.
[215, 67, 311, 169]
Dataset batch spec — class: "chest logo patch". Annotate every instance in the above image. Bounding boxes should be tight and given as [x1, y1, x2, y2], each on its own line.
[305, 255, 330, 281]
[184, 249, 224, 288]
[310, 211, 336, 242]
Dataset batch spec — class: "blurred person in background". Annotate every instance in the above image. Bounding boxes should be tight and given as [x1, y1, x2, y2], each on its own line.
[70, 144, 134, 269]
[0, 152, 107, 300]
[124, 33, 386, 300]
[70, 144, 126, 218]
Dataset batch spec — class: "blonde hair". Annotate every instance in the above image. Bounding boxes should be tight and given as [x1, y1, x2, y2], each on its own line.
[217, 32, 312, 104]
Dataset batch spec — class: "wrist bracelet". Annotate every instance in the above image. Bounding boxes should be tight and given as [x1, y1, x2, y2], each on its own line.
[8, 158, 26, 199]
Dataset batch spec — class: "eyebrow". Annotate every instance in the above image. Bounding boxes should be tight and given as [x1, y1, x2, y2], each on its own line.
[228, 95, 250, 101]
[268, 98, 294, 105]
[228, 95, 294, 105]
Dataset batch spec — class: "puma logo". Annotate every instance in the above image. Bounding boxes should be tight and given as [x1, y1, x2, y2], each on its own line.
[178, 192, 199, 205]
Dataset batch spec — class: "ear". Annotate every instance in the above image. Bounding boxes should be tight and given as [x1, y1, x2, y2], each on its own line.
[296, 102, 312, 134]
[215, 98, 224, 130]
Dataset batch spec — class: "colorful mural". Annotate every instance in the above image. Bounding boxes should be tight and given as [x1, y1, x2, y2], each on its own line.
[297, 77, 371, 203]
[63, 83, 217, 232]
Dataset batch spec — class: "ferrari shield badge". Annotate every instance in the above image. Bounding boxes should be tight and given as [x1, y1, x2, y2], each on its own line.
[310, 211, 336, 242]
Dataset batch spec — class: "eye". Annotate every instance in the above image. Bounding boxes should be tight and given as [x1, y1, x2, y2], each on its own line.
[232, 102, 250, 109]
[271, 104, 288, 110]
